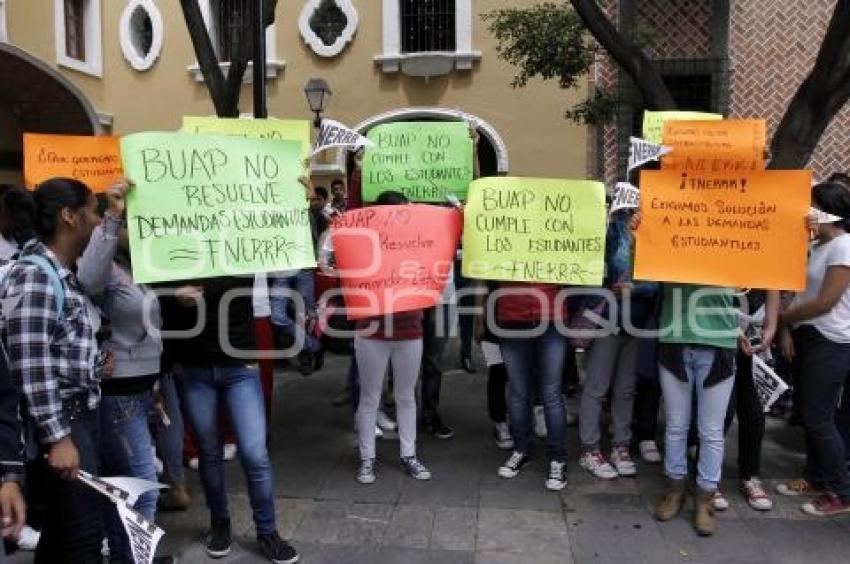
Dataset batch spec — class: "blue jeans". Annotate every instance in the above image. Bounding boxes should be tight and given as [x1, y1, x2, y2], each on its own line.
[100, 391, 159, 563]
[660, 346, 734, 491]
[270, 270, 320, 353]
[500, 325, 567, 462]
[176, 364, 276, 535]
[155, 372, 185, 484]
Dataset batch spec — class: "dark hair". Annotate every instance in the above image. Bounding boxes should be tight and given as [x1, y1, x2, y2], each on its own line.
[331, 179, 345, 188]
[33, 177, 93, 241]
[0, 184, 35, 245]
[375, 190, 409, 206]
[812, 181, 850, 232]
[314, 186, 329, 200]
[827, 172, 850, 189]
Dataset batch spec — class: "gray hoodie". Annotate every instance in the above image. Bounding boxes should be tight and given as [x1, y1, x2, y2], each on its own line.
[77, 215, 163, 379]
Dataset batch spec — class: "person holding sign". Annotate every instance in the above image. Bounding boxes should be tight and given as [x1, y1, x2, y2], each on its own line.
[776, 181, 850, 518]
[0, 178, 105, 562]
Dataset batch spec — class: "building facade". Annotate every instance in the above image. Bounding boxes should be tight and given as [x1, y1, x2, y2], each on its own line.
[0, 0, 589, 185]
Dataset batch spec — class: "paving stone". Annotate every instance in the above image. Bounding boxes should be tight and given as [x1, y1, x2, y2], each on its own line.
[431, 506, 478, 551]
[382, 505, 435, 549]
[476, 508, 571, 555]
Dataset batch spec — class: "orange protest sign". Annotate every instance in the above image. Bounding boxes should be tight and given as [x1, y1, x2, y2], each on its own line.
[24, 133, 123, 192]
[661, 119, 766, 172]
[331, 205, 462, 320]
[634, 169, 811, 290]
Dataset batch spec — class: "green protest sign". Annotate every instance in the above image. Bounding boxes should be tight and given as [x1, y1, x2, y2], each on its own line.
[462, 177, 606, 285]
[182, 116, 312, 160]
[121, 132, 316, 284]
[361, 121, 474, 203]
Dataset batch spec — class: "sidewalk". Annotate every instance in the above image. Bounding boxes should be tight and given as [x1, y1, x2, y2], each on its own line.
[12, 350, 850, 563]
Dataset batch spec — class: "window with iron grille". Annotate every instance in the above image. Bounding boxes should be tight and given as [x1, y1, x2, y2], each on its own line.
[400, 0, 456, 53]
[64, 0, 86, 61]
[212, 0, 250, 62]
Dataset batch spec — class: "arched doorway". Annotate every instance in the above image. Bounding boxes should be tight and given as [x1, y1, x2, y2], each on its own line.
[334, 107, 509, 177]
[0, 43, 100, 184]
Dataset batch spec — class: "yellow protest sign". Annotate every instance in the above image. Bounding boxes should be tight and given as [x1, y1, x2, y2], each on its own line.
[182, 116, 312, 160]
[462, 177, 606, 285]
[634, 169, 810, 290]
[642, 110, 722, 144]
[661, 119, 766, 172]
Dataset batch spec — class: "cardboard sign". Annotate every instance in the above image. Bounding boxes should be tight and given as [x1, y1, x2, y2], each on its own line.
[634, 169, 811, 290]
[311, 119, 374, 158]
[642, 110, 722, 144]
[331, 205, 461, 320]
[121, 132, 316, 284]
[462, 177, 606, 285]
[628, 137, 672, 171]
[611, 182, 641, 214]
[182, 116, 312, 160]
[661, 119, 767, 172]
[361, 121, 474, 203]
[23, 133, 123, 192]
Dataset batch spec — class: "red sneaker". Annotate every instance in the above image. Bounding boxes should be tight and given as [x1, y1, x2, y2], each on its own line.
[801, 493, 850, 517]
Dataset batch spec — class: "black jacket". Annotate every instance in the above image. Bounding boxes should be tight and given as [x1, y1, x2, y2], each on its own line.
[0, 354, 23, 478]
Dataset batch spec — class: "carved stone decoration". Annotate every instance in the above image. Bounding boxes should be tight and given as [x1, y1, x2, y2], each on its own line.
[298, 0, 358, 58]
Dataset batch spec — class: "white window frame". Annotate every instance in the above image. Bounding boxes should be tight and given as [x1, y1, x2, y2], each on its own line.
[119, 0, 164, 71]
[54, 0, 103, 77]
[0, 0, 8, 43]
[298, 0, 358, 58]
[187, 0, 285, 83]
[375, 0, 480, 78]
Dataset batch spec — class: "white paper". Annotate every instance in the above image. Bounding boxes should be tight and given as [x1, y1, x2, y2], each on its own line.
[628, 136, 672, 171]
[310, 119, 374, 158]
[78, 471, 167, 507]
[481, 341, 503, 367]
[118, 502, 165, 564]
[610, 182, 641, 214]
[809, 206, 844, 224]
[752, 355, 790, 413]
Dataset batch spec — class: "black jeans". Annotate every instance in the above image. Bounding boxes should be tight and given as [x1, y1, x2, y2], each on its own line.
[728, 352, 766, 480]
[794, 326, 850, 501]
[634, 338, 661, 442]
[35, 407, 105, 564]
[421, 305, 449, 423]
[487, 362, 508, 423]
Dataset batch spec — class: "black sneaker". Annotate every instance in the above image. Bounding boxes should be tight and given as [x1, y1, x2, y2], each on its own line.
[424, 417, 455, 440]
[297, 351, 314, 376]
[204, 519, 232, 558]
[258, 532, 300, 563]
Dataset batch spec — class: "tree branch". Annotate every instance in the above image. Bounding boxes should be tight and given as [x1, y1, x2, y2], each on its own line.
[569, 0, 676, 110]
[770, 0, 850, 169]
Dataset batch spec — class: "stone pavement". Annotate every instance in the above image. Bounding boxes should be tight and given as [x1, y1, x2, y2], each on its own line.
[11, 349, 850, 563]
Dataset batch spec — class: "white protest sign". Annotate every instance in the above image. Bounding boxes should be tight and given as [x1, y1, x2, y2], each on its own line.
[118, 502, 166, 564]
[628, 136, 672, 171]
[310, 119, 374, 158]
[610, 182, 641, 214]
[809, 206, 844, 224]
[752, 354, 789, 412]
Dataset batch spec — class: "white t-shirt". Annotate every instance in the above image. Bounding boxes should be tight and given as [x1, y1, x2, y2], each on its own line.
[252, 273, 272, 318]
[795, 233, 850, 343]
[0, 236, 18, 261]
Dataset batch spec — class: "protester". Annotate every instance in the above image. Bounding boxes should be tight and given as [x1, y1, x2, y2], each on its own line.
[0, 178, 104, 562]
[578, 211, 658, 480]
[487, 283, 569, 491]
[351, 191, 433, 484]
[330, 179, 347, 213]
[311, 186, 337, 225]
[776, 181, 850, 517]
[1, 324, 26, 559]
[0, 184, 36, 260]
[474, 282, 512, 450]
[633, 337, 663, 464]
[76, 180, 178, 562]
[153, 372, 191, 512]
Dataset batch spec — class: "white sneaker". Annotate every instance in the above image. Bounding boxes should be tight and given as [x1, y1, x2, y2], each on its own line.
[579, 452, 618, 480]
[533, 406, 547, 439]
[188, 457, 199, 471]
[610, 446, 637, 477]
[545, 461, 567, 491]
[16, 525, 40, 551]
[222, 443, 238, 461]
[357, 458, 376, 484]
[740, 477, 773, 511]
[638, 440, 662, 464]
[494, 422, 514, 450]
[713, 489, 730, 511]
[376, 410, 398, 433]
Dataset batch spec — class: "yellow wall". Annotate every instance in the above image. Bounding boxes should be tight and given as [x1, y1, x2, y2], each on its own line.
[5, 0, 589, 179]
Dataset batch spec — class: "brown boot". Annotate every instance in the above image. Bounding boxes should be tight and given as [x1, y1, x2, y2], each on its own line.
[158, 481, 191, 511]
[693, 486, 716, 536]
[654, 478, 687, 521]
